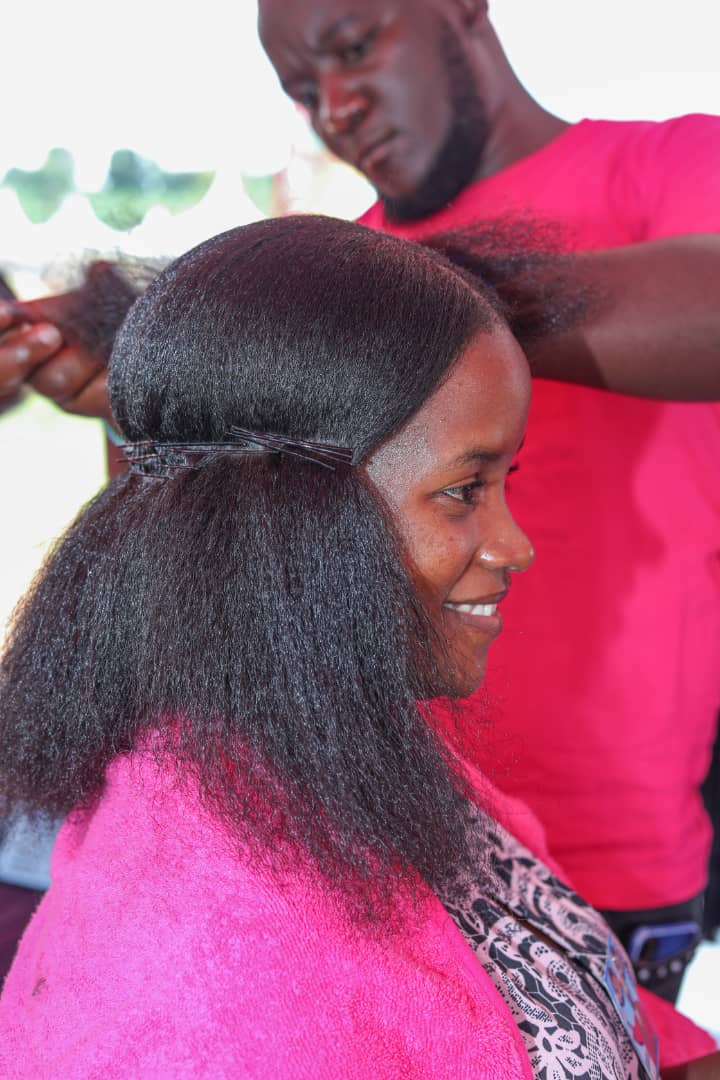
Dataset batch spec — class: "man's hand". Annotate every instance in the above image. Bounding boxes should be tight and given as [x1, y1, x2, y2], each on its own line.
[0, 297, 113, 422]
[662, 1050, 720, 1078]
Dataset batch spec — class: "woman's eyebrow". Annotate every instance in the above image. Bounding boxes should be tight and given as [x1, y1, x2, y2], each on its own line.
[445, 448, 502, 470]
[444, 435, 526, 471]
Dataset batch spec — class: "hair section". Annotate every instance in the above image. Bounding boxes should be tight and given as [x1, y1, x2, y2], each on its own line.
[1, 216, 504, 916]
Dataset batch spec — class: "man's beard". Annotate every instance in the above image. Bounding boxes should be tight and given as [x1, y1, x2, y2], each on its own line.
[382, 22, 488, 223]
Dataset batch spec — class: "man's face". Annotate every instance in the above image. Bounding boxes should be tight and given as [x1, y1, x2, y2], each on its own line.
[259, 0, 488, 221]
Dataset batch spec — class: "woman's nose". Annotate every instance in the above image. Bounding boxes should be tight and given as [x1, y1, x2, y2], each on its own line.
[476, 506, 534, 574]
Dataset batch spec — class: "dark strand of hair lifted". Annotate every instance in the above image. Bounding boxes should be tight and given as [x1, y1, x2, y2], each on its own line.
[0, 215, 580, 920]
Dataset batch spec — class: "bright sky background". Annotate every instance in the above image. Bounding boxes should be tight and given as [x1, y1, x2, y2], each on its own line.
[4, 0, 720, 175]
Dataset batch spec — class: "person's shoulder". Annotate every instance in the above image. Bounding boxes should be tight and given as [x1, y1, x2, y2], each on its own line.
[571, 115, 720, 220]
[574, 113, 720, 152]
[605, 114, 720, 223]
[357, 200, 384, 229]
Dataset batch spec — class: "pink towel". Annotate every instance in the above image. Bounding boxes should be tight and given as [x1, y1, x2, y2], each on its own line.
[0, 752, 532, 1078]
[0, 751, 713, 1077]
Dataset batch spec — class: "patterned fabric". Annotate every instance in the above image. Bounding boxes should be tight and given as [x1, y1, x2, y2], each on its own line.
[442, 822, 659, 1080]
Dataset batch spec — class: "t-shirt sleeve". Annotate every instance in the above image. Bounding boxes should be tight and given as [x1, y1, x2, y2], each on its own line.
[624, 113, 720, 237]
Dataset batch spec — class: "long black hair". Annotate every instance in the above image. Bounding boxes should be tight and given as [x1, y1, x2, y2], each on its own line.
[0, 215, 571, 914]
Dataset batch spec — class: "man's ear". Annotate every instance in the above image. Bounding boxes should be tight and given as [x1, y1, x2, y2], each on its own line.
[452, 0, 489, 30]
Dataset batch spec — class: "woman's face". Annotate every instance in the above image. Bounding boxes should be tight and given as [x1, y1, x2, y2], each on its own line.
[366, 324, 533, 696]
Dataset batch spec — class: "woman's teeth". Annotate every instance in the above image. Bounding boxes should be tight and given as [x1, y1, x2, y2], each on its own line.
[444, 602, 498, 616]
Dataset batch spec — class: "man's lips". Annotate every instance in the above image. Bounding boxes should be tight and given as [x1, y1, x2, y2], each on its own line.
[357, 132, 397, 173]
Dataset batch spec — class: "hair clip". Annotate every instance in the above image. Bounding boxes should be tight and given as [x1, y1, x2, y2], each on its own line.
[227, 427, 354, 469]
[122, 428, 354, 479]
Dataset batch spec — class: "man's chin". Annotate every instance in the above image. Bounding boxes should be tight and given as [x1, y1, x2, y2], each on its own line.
[379, 19, 488, 224]
[379, 144, 481, 223]
[380, 181, 462, 224]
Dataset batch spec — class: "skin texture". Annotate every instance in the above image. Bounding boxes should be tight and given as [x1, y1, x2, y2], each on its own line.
[367, 324, 533, 694]
[662, 1053, 720, 1079]
[0, 297, 110, 421]
[261, 0, 478, 209]
[258, 0, 566, 209]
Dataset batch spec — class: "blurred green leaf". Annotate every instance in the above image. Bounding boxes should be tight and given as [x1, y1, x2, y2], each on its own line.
[3, 148, 75, 224]
[242, 175, 276, 217]
[89, 149, 214, 230]
[3, 146, 215, 231]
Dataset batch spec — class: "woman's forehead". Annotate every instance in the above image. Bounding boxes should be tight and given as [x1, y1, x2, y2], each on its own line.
[366, 326, 530, 493]
[397, 329, 528, 458]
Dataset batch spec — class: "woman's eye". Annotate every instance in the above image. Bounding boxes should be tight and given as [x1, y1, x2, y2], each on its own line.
[442, 480, 485, 506]
[505, 462, 520, 489]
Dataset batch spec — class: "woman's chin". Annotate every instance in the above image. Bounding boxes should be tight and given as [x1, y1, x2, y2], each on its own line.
[421, 641, 489, 702]
[445, 656, 488, 701]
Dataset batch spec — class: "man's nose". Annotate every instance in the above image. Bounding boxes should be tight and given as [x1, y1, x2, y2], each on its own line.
[317, 72, 368, 138]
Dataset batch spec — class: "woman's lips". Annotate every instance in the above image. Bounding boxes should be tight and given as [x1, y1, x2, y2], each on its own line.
[442, 599, 504, 638]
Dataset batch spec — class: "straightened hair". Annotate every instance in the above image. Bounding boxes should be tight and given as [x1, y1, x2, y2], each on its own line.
[0, 215, 577, 917]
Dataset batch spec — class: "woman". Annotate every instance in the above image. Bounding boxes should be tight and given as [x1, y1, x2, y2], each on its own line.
[0, 215, 716, 1078]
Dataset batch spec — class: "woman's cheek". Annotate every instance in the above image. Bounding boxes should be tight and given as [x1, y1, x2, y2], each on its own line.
[414, 530, 469, 598]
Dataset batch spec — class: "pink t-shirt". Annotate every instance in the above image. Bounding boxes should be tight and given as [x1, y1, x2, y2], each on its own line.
[361, 116, 720, 909]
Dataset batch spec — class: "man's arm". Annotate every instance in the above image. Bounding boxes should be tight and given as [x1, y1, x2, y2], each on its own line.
[428, 229, 720, 401]
[523, 234, 720, 400]
[662, 1051, 720, 1079]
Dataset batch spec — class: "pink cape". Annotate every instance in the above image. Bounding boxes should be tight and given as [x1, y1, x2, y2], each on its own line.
[0, 752, 714, 1077]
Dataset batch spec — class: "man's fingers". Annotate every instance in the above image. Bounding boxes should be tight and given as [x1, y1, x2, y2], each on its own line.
[0, 321, 64, 389]
[27, 344, 104, 407]
[58, 369, 113, 423]
[0, 387, 27, 415]
[0, 300, 16, 331]
[0, 295, 114, 421]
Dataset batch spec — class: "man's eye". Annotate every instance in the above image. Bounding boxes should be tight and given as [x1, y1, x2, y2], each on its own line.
[339, 29, 377, 64]
[296, 86, 319, 110]
[443, 480, 485, 505]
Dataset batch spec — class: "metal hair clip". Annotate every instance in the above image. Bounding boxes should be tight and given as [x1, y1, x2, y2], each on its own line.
[122, 427, 354, 479]
[227, 427, 355, 469]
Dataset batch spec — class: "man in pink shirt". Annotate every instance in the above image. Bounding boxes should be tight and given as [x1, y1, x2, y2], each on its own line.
[258, 0, 720, 1001]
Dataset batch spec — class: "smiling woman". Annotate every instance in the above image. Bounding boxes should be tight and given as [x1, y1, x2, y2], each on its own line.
[367, 326, 533, 693]
[0, 215, 715, 1077]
